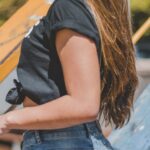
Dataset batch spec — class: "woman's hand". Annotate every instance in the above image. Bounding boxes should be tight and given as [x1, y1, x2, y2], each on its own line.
[0, 114, 10, 135]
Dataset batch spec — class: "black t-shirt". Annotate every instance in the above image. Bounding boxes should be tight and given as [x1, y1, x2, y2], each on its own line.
[17, 0, 101, 105]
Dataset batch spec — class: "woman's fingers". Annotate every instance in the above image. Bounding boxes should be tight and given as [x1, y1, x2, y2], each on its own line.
[0, 115, 10, 135]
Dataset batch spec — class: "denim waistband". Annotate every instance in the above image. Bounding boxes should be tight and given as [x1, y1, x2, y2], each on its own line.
[22, 120, 102, 146]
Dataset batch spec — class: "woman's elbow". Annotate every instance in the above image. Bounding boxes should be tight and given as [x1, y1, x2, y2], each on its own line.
[77, 98, 100, 121]
[86, 105, 100, 121]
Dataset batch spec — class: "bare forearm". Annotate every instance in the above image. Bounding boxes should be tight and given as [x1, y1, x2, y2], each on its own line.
[0, 133, 22, 142]
[6, 95, 98, 130]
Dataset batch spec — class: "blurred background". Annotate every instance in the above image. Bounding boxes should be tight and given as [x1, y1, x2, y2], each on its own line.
[0, 0, 150, 150]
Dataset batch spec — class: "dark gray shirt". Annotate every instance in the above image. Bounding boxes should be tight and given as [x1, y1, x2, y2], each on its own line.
[17, 0, 101, 105]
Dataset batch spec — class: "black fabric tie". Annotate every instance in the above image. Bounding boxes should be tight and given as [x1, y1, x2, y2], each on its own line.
[5, 79, 25, 105]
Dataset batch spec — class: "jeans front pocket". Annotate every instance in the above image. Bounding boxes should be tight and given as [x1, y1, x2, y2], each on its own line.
[21, 130, 37, 150]
[89, 133, 115, 150]
[22, 130, 30, 138]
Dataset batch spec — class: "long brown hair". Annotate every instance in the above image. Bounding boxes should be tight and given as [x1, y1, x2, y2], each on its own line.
[86, 0, 139, 128]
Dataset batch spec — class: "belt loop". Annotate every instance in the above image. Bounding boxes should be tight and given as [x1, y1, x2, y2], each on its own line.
[84, 120, 102, 137]
[83, 123, 89, 138]
[34, 130, 42, 144]
[95, 119, 102, 133]
[83, 122, 93, 136]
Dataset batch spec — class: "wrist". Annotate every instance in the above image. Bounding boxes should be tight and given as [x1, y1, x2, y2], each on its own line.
[4, 107, 38, 130]
[4, 111, 17, 130]
[4, 108, 27, 130]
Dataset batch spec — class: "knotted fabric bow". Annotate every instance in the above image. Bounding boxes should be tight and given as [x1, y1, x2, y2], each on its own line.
[5, 79, 25, 105]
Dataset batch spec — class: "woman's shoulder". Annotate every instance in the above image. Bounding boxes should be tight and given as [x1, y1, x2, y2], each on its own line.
[52, 0, 85, 6]
[46, 0, 91, 19]
[45, 0, 100, 55]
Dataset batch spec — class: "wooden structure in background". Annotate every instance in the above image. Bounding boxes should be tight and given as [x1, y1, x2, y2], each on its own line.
[0, 0, 51, 83]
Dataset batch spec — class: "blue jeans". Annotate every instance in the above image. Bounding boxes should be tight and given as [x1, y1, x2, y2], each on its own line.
[21, 120, 114, 150]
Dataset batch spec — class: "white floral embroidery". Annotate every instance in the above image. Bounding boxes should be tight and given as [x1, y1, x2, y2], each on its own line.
[46, 0, 55, 4]
[24, 26, 34, 38]
[24, 20, 40, 38]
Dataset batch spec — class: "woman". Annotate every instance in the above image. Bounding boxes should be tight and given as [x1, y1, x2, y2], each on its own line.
[0, 0, 138, 149]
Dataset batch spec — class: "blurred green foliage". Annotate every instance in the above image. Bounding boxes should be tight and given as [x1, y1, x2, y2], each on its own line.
[0, 0, 27, 26]
[131, 0, 150, 13]
[131, 0, 150, 36]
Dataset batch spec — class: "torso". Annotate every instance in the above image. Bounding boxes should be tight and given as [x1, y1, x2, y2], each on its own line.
[17, 11, 67, 106]
[23, 96, 39, 107]
[18, 0, 100, 107]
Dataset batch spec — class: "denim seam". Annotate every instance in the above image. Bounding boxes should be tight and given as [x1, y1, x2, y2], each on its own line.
[22, 130, 30, 139]
[34, 130, 42, 144]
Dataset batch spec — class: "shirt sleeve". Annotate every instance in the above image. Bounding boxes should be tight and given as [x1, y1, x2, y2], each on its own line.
[47, 0, 100, 52]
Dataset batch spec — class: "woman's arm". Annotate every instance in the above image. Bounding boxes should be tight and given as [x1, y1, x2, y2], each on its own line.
[0, 29, 100, 132]
[0, 133, 22, 142]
